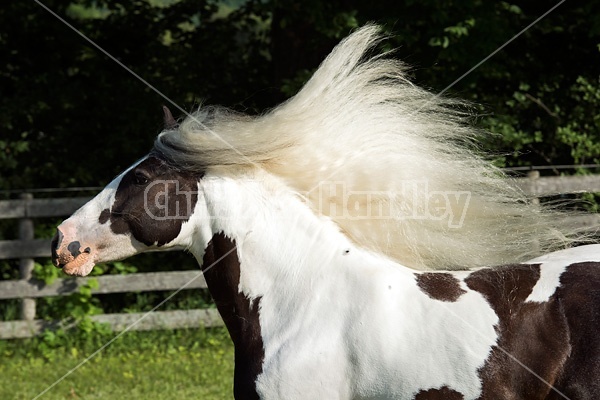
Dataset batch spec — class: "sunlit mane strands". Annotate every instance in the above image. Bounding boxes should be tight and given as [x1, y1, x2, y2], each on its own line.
[153, 24, 580, 270]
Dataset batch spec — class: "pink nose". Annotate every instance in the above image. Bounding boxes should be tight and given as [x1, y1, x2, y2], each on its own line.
[51, 228, 91, 268]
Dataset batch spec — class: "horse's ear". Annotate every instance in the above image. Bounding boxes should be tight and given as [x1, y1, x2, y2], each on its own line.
[162, 105, 177, 129]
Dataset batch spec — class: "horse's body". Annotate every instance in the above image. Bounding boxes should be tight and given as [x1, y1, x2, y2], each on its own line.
[51, 26, 600, 399]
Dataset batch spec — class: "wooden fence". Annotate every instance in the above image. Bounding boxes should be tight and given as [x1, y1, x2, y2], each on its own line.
[1, 173, 599, 339]
[0, 194, 222, 339]
[514, 171, 600, 230]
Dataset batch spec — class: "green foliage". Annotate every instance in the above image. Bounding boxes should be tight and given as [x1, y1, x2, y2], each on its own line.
[482, 74, 600, 168]
[280, 68, 314, 98]
[0, 139, 29, 173]
[27, 255, 211, 335]
[32, 260, 102, 318]
[429, 18, 475, 48]
[33, 260, 61, 285]
[1, 0, 598, 186]
[68, 279, 103, 318]
[36, 328, 69, 362]
[91, 260, 138, 276]
[556, 77, 600, 165]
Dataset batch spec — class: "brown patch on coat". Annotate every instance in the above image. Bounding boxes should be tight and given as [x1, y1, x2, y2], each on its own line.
[99, 156, 200, 246]
[465, 263, 572, 399]
[549, 262, 600, 399]
[202, 233, 264, 400]
[415, 273, 466, 302]
[414, 386, 464, 399]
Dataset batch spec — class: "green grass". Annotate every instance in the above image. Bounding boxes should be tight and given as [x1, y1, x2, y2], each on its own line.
[0, 327, 234, 400]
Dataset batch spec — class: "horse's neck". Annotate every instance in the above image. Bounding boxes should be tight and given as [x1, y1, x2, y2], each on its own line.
[193, 172, 421, 395]
[197, 172, 364, 301]
[193, 172, 396, 391]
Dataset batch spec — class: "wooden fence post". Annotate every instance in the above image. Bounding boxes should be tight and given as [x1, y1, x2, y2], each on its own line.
[18, 193, 36, 321]
[527, 170, 540, 205]
[527, 170, 541, 254]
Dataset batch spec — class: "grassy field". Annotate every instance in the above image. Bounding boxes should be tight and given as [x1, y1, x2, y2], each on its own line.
[0, 327, 234, 400]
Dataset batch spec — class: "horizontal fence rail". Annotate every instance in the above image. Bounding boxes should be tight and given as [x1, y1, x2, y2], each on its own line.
[0, 271, 208, 300]
[0, 194, 224, 339]
[0, 175, 599, 339]
[514, 174, 600, 196]
[0, 197, 92, 219]
[0, 239, 52, 259]
[0, 309, 223, 340]
[0, 270, 221, 339]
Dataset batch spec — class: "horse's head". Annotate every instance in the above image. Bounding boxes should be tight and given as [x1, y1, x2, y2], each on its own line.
[52, 112, 206, 276]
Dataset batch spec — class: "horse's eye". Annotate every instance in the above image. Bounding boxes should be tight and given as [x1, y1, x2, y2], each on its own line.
[134, 171, 150, 185]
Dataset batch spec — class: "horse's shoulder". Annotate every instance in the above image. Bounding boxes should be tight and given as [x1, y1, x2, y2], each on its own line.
[545, 261, 600, 397]
[552, 261, 600, 323]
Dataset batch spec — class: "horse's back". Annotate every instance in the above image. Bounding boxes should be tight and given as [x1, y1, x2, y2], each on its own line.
[526, 244, 600, 264]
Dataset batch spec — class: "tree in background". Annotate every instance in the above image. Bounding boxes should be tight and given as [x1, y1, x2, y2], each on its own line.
[1, 0, 599, 190]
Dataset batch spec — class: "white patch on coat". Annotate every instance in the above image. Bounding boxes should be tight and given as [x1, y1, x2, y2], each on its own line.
[524, 244, 600, 303]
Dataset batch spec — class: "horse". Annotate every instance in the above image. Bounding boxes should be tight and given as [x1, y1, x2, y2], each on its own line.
[52, 25, 600, 399]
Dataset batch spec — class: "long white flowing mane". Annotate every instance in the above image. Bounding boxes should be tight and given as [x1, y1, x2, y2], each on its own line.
[154, 24, 582, 270]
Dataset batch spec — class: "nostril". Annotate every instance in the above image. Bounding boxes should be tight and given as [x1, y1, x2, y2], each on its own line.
[67, 241, 82, 258]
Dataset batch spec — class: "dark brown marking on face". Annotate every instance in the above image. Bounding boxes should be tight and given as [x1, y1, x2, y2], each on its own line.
[465, 263, 572, 399]
[414, 386, 464, 400]
[102, 156, 201, 246]
[549, 262, 600, 398]
[415, 273, 466, 302]
[98, 208, 110, 224]
[202, 233, 264, 400]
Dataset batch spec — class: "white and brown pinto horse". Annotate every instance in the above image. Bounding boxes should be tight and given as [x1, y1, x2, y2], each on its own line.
[52, 26, 600, 399]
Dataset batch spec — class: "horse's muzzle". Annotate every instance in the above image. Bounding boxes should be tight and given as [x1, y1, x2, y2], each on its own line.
[51, 227, 95, 276]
